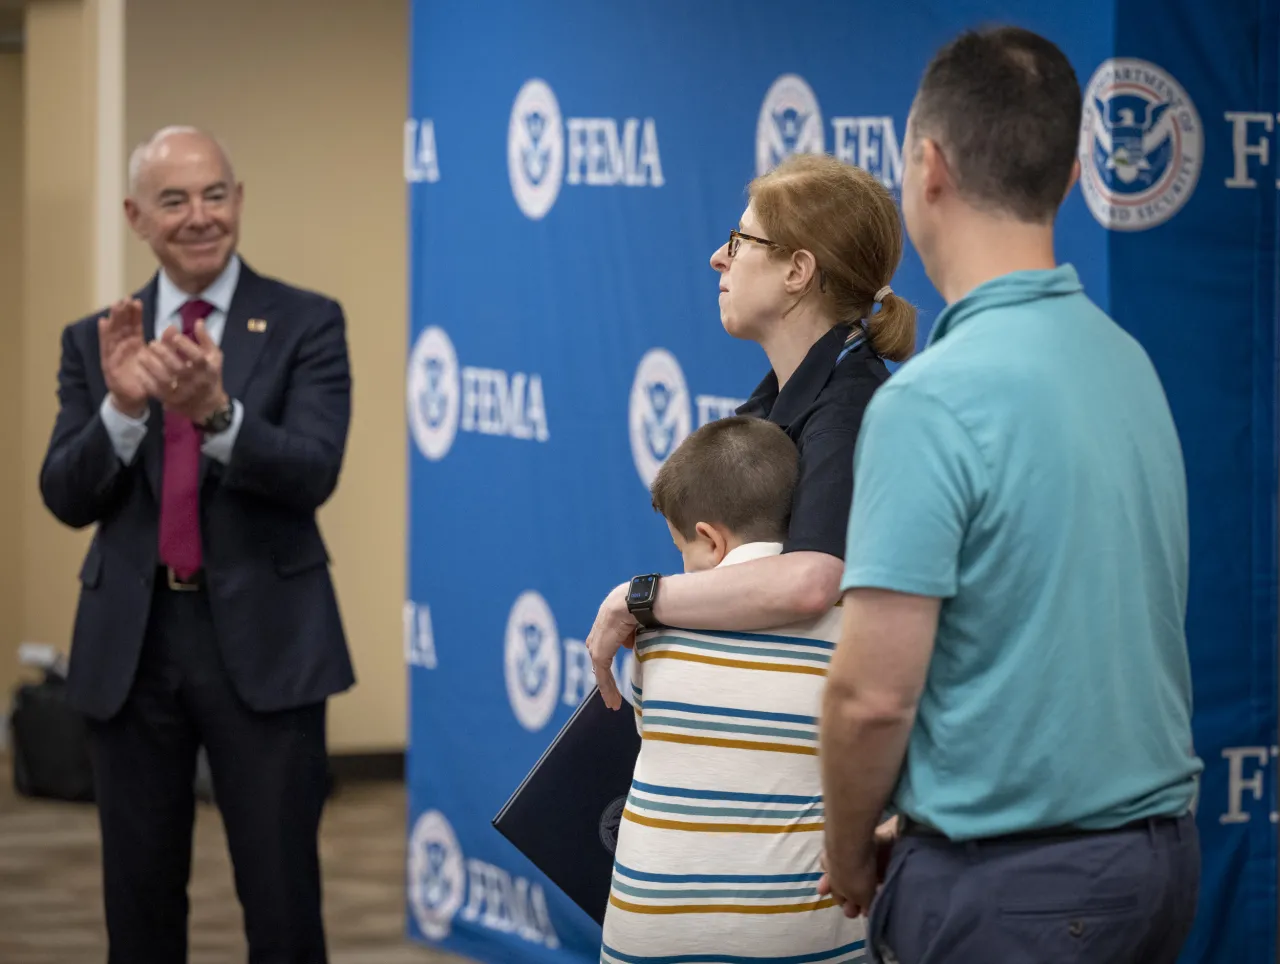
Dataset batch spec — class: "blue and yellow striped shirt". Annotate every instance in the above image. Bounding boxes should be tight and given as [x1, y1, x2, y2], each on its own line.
[601, 542, 867, 964]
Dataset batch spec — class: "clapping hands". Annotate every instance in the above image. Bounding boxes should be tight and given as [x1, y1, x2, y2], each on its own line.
[99, 299, 227, 424]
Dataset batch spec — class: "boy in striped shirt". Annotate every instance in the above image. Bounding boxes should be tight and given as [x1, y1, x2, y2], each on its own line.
[601, 416, 867, 964]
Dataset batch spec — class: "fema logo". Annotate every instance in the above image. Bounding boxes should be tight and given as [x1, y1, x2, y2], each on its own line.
[508, 79, 565, 220]
[1079, 59, 1203, 231]
[406, 326, 460, 461]
[628, 348, 692, 487]
[408, 810, 466, 940]
[757, 74, 824, 176]
[599, 795, 627, 853]
[504, 591, 562, 731]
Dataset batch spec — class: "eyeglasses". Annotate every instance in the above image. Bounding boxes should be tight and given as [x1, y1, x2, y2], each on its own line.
[727, 229, 779, 257]
[728, 229, 828, 291]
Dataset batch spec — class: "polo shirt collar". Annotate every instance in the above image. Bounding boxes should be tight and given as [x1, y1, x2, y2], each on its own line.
[741, 324, 851, 429]
[929, 264, 1083, 347]
[718, 542, 783, 567]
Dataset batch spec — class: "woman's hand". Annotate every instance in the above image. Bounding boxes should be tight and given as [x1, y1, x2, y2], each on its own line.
[585, 582, 639, 709]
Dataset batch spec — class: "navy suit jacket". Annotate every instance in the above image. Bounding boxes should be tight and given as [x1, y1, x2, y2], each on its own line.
[39, 261, 356, 720]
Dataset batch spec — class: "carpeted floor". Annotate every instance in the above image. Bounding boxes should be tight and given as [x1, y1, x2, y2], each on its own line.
[0, 764, 475, 964]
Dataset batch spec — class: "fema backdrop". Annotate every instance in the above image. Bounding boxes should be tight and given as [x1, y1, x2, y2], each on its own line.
[402, 2, 1279, 961]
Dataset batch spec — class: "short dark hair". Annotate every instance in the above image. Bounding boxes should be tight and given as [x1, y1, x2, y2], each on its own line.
[650, 416, 797, 543]
[912, 26, 1082, 222]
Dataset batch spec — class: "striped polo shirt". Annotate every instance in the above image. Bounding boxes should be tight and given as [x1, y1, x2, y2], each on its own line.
[600, 542, 867, 964]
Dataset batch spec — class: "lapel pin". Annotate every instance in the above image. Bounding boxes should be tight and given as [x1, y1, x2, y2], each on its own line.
[247, 318, 268, 333]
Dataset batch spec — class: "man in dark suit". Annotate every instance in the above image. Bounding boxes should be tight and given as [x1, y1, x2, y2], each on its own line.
[39, 125, 355, 963]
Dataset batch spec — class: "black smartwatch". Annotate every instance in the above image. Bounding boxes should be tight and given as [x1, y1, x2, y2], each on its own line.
[626, 573, 662, 629]
[198, 399, 234, 435]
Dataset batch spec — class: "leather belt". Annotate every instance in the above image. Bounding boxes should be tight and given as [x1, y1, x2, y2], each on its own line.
[900, 814, 1180, 845]
[160, 566, 204, 591]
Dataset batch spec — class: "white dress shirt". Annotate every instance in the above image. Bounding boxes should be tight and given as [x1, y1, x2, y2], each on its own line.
[99, 254, 246, 467]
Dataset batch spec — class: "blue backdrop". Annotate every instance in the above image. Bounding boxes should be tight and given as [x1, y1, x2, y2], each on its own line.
[403, 3, 1279, 961]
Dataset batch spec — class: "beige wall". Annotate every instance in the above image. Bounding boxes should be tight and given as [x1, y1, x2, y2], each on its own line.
[125, 0, 409, 750]
[21, 0, 97, 685]
[0, 48, 23, 709]
[13, 0, 407, 751]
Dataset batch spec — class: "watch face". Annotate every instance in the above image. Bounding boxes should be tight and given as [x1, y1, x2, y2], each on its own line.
[628, 575, 657, 605]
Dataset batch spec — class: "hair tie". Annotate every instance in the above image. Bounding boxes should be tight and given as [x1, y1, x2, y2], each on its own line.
[874, 285, 893, 304]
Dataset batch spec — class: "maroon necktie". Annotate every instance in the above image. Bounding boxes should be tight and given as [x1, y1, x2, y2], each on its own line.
[157, 299, 212, 580]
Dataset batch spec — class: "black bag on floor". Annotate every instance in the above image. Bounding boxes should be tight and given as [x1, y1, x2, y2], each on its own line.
[10, 672, 95, 803]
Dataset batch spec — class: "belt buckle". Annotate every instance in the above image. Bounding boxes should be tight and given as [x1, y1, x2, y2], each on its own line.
[166, 567, 199, 592]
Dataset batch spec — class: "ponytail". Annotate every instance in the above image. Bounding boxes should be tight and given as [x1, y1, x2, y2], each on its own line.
[865, 291, 917, 363]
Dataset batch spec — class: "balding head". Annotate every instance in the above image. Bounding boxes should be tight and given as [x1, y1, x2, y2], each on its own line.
[124, 125, 243, 294]
[127, 126, 235, 197]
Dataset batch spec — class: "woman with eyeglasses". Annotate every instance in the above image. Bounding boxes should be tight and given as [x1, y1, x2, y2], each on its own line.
[587, 152, 916, 703]
[588, 153, 916, 959]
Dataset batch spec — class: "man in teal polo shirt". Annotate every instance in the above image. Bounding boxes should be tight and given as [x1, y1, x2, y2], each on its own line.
[818, 26, 1202, 964]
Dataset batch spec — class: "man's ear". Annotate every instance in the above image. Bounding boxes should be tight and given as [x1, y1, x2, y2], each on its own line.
[124, 198, 145, 238]
[1063, 158, 1081, 201]
[919, 137, 953, 205]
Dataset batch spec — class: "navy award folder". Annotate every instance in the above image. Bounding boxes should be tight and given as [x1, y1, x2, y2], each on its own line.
[492, 686, 641, 925]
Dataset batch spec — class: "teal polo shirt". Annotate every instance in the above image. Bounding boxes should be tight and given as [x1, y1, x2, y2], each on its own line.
[841, 265, 1202, 840]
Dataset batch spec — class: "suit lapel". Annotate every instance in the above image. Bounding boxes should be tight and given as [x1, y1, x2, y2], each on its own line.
[137, 276, 165, 501]
[218, 262, 274, 403]
[199, 262, 274, 486]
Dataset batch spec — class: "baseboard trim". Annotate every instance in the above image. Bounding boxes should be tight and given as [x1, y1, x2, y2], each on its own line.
[328, 750, 403, 784]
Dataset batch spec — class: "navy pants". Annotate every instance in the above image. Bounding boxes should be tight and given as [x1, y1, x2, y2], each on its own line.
[868, 814, 1200, 964]
[87, 582, 330, 964]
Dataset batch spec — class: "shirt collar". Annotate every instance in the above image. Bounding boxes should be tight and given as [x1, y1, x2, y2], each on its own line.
[156, 253, 242, 323]
[929, 264, 1083, 347]
[717, 541, 783, 568]
[738, 323, 854, 429]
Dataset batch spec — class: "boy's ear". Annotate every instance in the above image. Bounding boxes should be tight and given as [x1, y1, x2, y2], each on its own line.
[694, 521, 729, 565]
